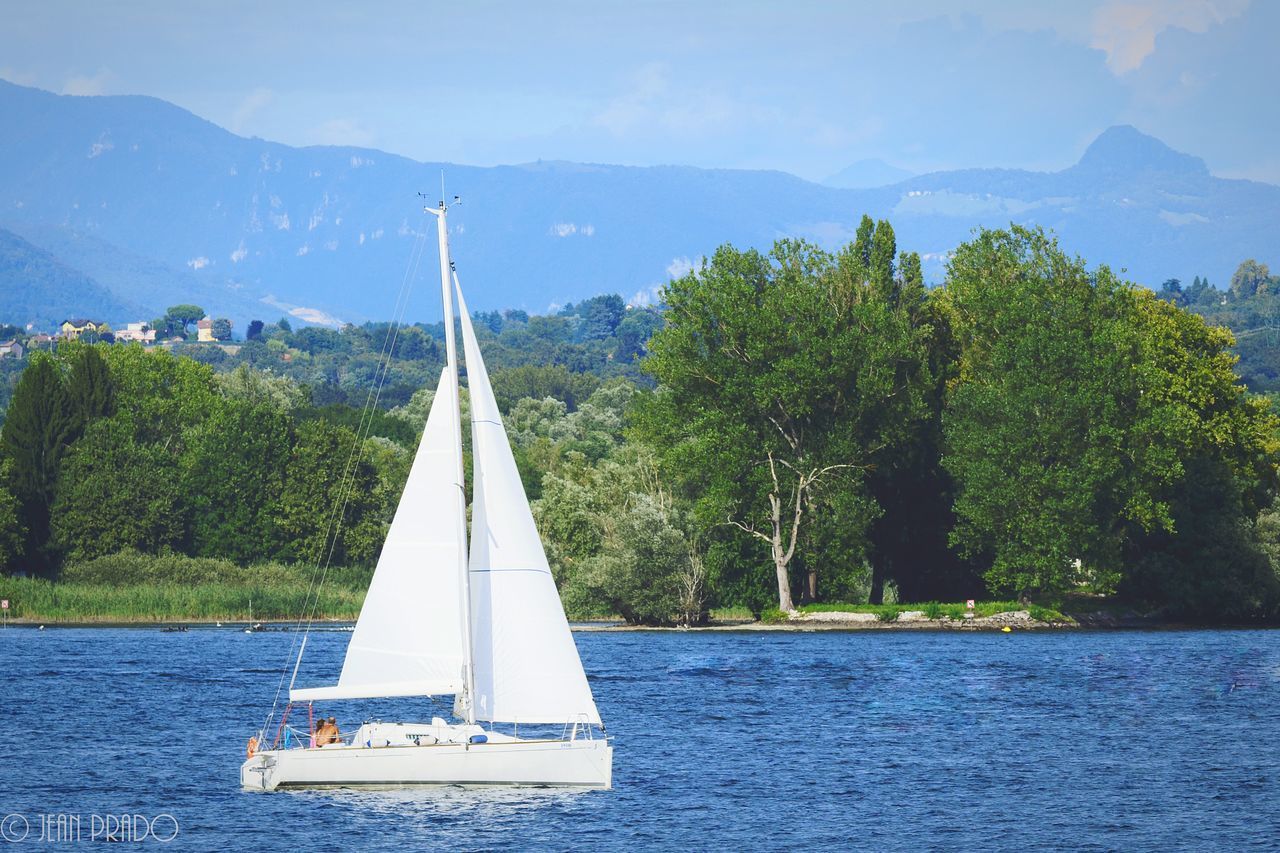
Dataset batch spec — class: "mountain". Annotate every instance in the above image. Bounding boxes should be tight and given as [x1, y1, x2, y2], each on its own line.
[0, 80, 1276, 327]
[0, 227, 142, 328]
[823, 159, 915, 189]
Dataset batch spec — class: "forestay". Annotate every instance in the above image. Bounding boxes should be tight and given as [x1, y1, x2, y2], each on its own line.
[456, 285, 603, 726]
[291, 368, 466, 702]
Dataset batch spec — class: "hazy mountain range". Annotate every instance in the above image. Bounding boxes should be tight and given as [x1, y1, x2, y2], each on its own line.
[0, 79, 1276, 329]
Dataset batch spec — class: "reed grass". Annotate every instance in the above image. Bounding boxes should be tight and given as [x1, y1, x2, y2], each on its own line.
[0, 550, 369, 622]
[0, 577, 365, 622]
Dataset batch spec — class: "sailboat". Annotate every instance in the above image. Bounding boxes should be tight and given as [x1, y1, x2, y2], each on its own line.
[240, 199, 612, 790]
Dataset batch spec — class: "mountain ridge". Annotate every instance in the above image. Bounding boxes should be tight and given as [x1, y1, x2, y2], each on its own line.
[0, 80, 1275, 327]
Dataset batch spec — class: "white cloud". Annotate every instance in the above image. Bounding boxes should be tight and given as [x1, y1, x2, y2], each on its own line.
[62, 69, 112, 96]
[628, 286, 663, 308]
[666, 256, 695, 279]
[231, 87, 274, 133]
[296, 245, 310, 256]
[259, 295, 344, 328]
[550, 222, 594, 238]
[1090, 0, 1248, 73]
[231, 242, 248, 263]
[187, 256, 210, 270]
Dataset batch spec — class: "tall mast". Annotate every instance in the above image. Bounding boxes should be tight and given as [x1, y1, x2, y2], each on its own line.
[426, 196, 477, 725]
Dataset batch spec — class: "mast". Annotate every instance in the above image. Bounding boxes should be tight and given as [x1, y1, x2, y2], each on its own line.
[426, 196, 477, 725]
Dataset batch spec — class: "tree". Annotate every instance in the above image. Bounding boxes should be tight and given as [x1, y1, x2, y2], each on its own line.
[869, 219, 897, 304]
[577, 493, 687, 625]
[490, 365, 600, 413]
[582, 294, 626, 340]
[246, 320, 265, 341]
[65, 345, 115, 429]
[0, 354, 76, 576]
[182, 399, 292, 562]
[941, 228, 1142, 597]
[50, 418, 188, 562]
[1230, 260, 1271, 300]
[939, 227, 1280, 602]
[211, 317, 233, 341]
[164, 304, 206, 337]
[0, 459, 25, 571]
[640, 234, 930, 611]
[274, 419, 385, 566]
[1158, 278, 1186, 306]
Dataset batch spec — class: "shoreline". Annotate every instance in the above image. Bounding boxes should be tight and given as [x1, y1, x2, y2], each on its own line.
[3, 612, 1273, 631]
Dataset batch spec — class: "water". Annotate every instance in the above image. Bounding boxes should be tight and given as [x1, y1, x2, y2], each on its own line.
[1, 627, 1278, 850]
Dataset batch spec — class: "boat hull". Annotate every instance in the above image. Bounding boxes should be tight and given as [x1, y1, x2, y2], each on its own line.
[241, 737, 613, 791]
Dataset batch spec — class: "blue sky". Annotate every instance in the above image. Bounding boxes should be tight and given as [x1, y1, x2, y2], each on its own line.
[2, 0, 1276, 182]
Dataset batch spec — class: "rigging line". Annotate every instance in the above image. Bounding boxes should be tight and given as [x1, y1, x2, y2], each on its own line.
[286, 224, 426, 661]
[290, 217, 429, 645]
[258, 213, 430, 738]
[260, 230, 426, 740]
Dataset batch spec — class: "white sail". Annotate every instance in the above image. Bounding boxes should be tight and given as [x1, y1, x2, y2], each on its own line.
[291, 367, 466, 702]
[456, 284, 603, 726]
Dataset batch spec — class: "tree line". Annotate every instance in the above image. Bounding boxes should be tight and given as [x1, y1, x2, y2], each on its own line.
[1, 218, 1278, 624]
[629, 219, 1280, 620]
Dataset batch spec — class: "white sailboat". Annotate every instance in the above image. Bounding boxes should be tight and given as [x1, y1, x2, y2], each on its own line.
[240, 199, 611, 790]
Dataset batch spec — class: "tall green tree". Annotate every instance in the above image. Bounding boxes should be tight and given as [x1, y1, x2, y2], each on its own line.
[1230, 259, 1271, 300]
[940, 226, 1280, 602]
[0, 459, 25, 571]
[940, 227, 1142, 597]
[183, 399, 292, 562]
[66, 345, 115, 429]
[0, 354, 76, 575]
[640, 234, 930, 611]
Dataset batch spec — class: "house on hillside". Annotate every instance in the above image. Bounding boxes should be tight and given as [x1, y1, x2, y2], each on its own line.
[196, 317, 214, 342]
[59, 318, 104, 339]
[28, 333, 54, 349]
[115, 322, 157, 344]
[0, 340, 23, 359]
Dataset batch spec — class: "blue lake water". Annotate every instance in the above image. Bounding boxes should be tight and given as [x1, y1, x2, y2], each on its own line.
[1, 626, 1278, 850]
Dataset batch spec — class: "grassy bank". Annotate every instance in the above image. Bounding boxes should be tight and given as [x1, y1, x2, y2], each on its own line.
[0, 551, 368, 622]
[0, 577, 366, 622]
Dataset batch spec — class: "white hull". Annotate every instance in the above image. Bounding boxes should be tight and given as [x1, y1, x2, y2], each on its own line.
[241, 723, 612, 791]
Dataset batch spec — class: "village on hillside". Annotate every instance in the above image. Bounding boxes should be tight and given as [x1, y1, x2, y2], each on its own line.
[0, 307, 244, 360]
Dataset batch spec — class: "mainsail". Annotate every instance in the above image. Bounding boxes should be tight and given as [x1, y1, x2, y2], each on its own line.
[291, 367, 466, 702]
[456, 284, 603, 726]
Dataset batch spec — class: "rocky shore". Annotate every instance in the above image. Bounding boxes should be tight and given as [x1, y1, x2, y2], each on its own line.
[574, 609, 1075, 631]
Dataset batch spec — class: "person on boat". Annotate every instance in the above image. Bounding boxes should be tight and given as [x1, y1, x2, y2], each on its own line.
[326, 716, 341, 744]
[311, 717, 324, 748]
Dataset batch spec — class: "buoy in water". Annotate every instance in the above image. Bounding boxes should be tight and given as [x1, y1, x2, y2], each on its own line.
[1001, 626, 1012, 633]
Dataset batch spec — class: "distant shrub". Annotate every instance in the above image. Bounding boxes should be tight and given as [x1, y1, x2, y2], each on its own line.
[876, 606, 900, 623]
[922, 601, 944, 620]
[759, 606, 789, 624]
[1028, 604, 1066, 623]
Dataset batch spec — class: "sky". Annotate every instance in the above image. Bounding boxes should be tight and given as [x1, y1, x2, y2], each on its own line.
[2, 0, 1277, 183]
